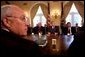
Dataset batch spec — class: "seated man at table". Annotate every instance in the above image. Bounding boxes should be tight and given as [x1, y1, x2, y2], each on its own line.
[67, 24, 84, 56]
[62, 22, 76, 35]
[42, 24, 48, 35]
[1, 5, 42, 56]
[33, 23, 43, 34]
[49, 23, 59, 35]
[62, 22, 75, 49]
[75, 23, 80, 33]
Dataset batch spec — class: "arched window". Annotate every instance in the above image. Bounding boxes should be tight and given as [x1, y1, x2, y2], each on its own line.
[65, 3, 82, 27]
[33, 6, 47, 27]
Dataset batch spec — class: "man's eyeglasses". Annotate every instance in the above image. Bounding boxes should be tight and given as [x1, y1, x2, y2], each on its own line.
[6, 15, 28, 22]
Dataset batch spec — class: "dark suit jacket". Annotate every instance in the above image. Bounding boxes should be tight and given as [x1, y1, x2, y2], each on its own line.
[67, 31, 84, 56]
[49, 26, 59, 35]
[42, 26, 48, 35]
[0, 29, 42, 56]
[61, 27, 76, 35]
[33, 26, 43, 34]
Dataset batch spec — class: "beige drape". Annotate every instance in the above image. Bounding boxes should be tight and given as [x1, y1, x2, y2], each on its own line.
[63, 1, 84, 24]
[74, 1, 84, 18]
[74, 1, 84, 26]
[40, 4, 48, 20]
[63, 1, 73, 20]
[30, 3, 48, 26]
[31, 5, 39, 20]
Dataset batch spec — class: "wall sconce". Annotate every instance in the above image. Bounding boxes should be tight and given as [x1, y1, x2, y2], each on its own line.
[54, 12, 58, 19]
[51, 10, 60, 19]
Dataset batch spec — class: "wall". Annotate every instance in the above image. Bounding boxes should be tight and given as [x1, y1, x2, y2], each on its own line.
[50, 1, 61, 26]
[1, 1, 84, 26]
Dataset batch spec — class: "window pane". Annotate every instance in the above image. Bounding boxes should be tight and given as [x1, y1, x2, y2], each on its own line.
[33, 6, 47, 27]
[65, 3, 82, 27]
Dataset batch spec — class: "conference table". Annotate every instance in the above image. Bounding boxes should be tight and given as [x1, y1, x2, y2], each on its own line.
[26, 33, 74, 55]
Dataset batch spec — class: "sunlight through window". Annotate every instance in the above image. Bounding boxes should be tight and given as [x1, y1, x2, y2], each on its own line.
[65, 3, 82, 27]
[33, 6, 47, 27]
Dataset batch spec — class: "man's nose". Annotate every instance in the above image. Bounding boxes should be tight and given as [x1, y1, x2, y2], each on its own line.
[25, 21, 29, 26]
[25, 17, 30, 26]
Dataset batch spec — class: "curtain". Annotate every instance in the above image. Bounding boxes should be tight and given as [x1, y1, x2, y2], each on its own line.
[31, 4, 48, 20]
[61, 1, 63, 19]
[40, 4, 48, 20]
[31, 5, 39, 20]
[74, 1, 84, 18]
[63, 1, 84, 21]
[30, 3, 48, 26]
[63, 1, 84, 26]
[63, 1, 73, 20]
[74, 1, 84, 26]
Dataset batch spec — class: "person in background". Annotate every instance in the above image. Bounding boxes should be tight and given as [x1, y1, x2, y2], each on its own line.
[49, 23, 59, 35]
[75, 23, 80, 33]
[42, 24, 48, 35]
[61, 22, 66, 35]
[67, 24, 84, 56]
[0, 5, 42, 56]
[62, 22, 75, 49]
[33, 22, 43, 34]
[62, 22, 76, 35]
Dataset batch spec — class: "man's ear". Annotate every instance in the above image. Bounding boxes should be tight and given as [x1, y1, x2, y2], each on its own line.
[2, 17, 12, 28]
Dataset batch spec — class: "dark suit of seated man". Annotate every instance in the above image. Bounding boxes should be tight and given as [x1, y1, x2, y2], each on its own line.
[49, 25, 59, 35]
[67, 27, 84, 56]
[0, 5, 42, 57]
[50, 25, 56, 34]
[33, 23, 43, 34]
[63, 27, 76, 35]
[61, 22, 76, 35]
[42, 24, 48, 35]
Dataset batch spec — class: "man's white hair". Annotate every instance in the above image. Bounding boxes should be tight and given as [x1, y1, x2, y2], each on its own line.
[1, 5, 22, 21]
